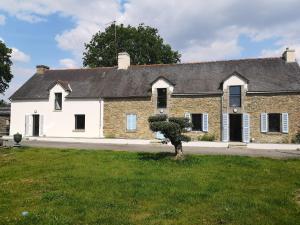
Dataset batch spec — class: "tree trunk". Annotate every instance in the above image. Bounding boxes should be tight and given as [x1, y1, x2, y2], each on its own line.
[174, 142, 184, 159]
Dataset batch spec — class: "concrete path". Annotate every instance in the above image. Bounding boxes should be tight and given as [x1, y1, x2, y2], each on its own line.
[8, 140, 300, 159]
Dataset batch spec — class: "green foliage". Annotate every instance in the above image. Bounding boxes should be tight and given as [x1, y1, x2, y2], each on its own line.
[0, 99, 9, 107]
[198, 133, 216, 142]
[0, 41, 13, 94]
[83, 23, 181, 67]
[291, 131, 300, 144]
[148, 115, 191, 152]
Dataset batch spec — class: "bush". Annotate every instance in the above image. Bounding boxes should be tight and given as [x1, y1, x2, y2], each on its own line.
[198, 133, 216, 142]
[292, 131, 300, 144]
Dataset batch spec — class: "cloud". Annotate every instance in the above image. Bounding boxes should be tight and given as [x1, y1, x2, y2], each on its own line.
[0, 14, 5, 25]
[2, 66, 35, 100]
[59, 58, 78, 69]
[11, 48, 31, 63]
[1, 0, 300, 64]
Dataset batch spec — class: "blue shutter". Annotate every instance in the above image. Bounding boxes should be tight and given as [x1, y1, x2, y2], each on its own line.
[242, 113, 250, 143]
[281, 113, 289, 133]
[222, 113, 229, 142]
[132, 114, 137, 130]
[127, 114, 136, 131]
[156, 131, 165, 140]
[260, 113, 268, 133]
[184, 112, 192, 131]
[202, 113, 208, 132]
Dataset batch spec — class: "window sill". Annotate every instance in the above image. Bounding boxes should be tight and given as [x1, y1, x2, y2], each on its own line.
[53, 109, 62, 112]
[264, 132, 284, 135]
[73, 129, 85, 132]
[126, 130, 137, 133]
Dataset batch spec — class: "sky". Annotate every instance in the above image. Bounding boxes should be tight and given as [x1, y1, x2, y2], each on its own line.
[1, 0, 300, 101]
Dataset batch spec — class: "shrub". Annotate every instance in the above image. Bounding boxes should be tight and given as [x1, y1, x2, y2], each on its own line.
[198, 133, 216, 142]
[292, 131, 300, 144]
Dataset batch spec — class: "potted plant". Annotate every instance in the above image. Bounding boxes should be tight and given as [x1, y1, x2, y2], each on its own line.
[13, 133, 22, 147]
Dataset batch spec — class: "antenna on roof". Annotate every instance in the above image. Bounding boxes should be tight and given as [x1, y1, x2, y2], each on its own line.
[105, 20, 118, 64]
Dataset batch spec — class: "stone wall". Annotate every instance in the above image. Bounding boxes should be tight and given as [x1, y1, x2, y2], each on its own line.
[0, 115, 10, 136]
[169, 95, 222, 141]
[103, 97, 154, 139]
[103, 95, 222, 140]
[244, 94, 300, 143]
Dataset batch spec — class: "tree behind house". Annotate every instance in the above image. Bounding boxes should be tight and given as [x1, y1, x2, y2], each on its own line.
[0, 41, 13, 94]
[148, 115, 191, 158]
[83, 23, 181, 67]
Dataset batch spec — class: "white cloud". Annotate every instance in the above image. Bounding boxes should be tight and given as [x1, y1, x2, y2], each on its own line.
[1, 0, 300, 64]
[11, 48, 31, 63]
[3, 66, 35, 101]
[59, 58, 78, 69]
[0, 14, 5, 25]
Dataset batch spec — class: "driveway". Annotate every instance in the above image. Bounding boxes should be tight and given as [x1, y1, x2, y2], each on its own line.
[8, 140, 300, 159]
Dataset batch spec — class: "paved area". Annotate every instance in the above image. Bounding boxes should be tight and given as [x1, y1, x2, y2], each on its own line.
[5, 140, 300, 159]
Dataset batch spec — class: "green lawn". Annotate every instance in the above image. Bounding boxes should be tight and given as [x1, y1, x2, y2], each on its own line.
[0, 147, 300, 225]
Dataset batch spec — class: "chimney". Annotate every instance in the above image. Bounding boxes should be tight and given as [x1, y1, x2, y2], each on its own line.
[282, 48, 296, 63]
[118, 52, 130, 70]
[36, 65, 50, 74]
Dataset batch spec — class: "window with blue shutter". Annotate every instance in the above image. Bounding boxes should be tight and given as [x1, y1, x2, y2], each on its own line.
[242, 113, 250, 143]
[202, 113, 209, 132]
[127, 114, 137, 131]
[260, 113, 268, 133]
[281, 113, 289, 133]
[222, 113, 229, 142]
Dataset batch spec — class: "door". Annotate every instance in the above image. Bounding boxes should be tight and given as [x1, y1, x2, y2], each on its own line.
[32, 115, 40, 136]
[229, 114, 242, 142]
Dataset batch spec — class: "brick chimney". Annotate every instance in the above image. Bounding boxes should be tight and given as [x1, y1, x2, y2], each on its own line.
[36, 65, 49, 74]
[118, 52, 130, 70]
[282, 48, 296, 63]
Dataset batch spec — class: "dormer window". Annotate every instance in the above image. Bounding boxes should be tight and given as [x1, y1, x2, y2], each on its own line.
[54, 93, 62, 110]
[157, 88, 167, 108]
[229, 86, 241, 107]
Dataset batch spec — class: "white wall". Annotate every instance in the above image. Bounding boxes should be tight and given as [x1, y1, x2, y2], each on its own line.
[223, 75, 248, 90]
[151, 78, 174, 92]
[10, 84, 103, 138]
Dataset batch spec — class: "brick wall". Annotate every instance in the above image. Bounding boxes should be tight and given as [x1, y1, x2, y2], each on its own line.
[0, 115, 10, 136]
[103, 97, 154, 139]
[169, 96, 222, 141]
[245, 94, 300, 143]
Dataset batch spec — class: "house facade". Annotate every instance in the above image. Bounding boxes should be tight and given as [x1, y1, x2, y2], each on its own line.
[9, 49, 300, 143]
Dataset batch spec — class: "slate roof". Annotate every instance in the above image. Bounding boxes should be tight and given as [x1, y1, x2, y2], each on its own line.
[0, 106, 11, 115]
[10, 57, 300, 100]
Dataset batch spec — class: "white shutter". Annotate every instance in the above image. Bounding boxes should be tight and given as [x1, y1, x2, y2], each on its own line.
[202, 113, 208, 132]
[222, 113, 229, 142]
[184, 112, 192, 131]
[25, 115, 29, 136]
[242, 113, 250, 143]
[39, 115, 44, 136]
[156, 131, 165, 140]
[260, 113, 268, 133]
[281, 113, 289, 133]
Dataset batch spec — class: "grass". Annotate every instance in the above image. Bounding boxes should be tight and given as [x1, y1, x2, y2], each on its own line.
[0, 147, 300, 225]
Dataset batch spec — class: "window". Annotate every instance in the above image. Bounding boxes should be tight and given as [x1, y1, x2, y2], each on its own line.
[75, 115, 85, 130]
[54, 93, 62, 110]
[191, 114, 202, 131]
[268, 113, 281, 132]
[229, 86, 241, 107]
[127, 114, 137, 131]
[157, 88, 167, 108]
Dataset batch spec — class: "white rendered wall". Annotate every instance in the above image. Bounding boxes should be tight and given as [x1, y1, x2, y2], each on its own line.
[151, 78, 174, 93]
[223, 75, 248, 90]
[10, 84, 103, 138]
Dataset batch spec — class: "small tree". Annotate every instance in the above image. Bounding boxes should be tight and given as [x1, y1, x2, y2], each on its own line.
[148, 115, 191, 158]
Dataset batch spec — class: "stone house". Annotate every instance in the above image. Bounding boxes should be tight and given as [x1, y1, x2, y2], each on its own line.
[0, 105, 10, 136]
[9, 49, 300, 143]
